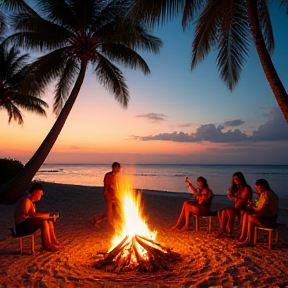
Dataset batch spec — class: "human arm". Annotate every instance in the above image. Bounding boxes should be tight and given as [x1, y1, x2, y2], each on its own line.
[228, 189, 238, 201]
[14, 197, 51, 225]
[103, 172, 111, 196]
[234, 186, 251, 209]
[252, 192, 268, 212]
[185, 177, 200, 198]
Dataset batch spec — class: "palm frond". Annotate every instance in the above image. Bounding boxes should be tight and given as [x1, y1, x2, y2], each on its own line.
[5, 102, 24, 124]
[38, 0, 80, 33]
[89, 0, 125, 33]
[68, 0, 99, 31]
[182, 0, 207, 30]
[217, 0, 250, 90]
[191, 0, 223, 69]
[20, 48, 70, 96]
[95, 14, 163, 54]
[2, 0, 40, 18]
[0, 10, 7, 35]
[11, 93, 48, 115]
[102, 43, 150, 75]
[8, 13, 72, 51]
[53, 57, 79, 115]
[95, 53, 129, 108]
[257, 0, 274, 55]
[280, 0, 288, 15]
[125, 0, 185, 27]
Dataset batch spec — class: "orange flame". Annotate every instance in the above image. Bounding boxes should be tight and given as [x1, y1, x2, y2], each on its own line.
[108, 173, 157, 253]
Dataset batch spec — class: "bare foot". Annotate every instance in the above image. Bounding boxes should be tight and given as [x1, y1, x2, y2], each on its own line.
[235, 239, 250, 248]
[179, 226, 189, 232]
[171, 223, 179, 230]
[44, 245, 59, 253]
[215, 229, 224, 238]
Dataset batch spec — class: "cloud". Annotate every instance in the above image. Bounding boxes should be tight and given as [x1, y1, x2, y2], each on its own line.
[251, 107, 288, 141]
[132, 107, 288, 143]
[223, 119, 245, 127]
[69, 145, 81, 150]
[135, 113, 167, 123]
[178, 123, 193, 128]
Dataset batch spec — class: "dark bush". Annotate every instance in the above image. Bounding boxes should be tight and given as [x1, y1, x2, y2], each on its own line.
[0, 158, 24, 185]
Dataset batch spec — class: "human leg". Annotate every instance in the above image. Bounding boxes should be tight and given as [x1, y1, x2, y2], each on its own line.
[216, 208, 230, 237]
[238, 211, 249, 241]
[180, 201, 199, 232]
[225, 208, 239, 236]
[105, 194, 114, 226]
[48, 221, 59, 245]
[40, 220, 59, 251]
[171, 201, 187, 229]
[236, 214, 262, 247]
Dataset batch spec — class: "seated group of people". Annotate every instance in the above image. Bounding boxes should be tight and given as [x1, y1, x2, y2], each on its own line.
[171, 172, 279, 247]
[14, 167, 278, 253]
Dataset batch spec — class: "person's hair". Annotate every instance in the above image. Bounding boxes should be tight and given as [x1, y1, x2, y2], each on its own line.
[255, 179, 270, 190]
[29, 182, 43, 194]
[197, 176, 208, 188]
[231, 172, 249, 193]
[112, 162, 120, 168]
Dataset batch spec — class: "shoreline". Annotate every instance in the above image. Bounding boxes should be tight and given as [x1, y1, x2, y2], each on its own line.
[0, 182, 287, 287]
[34, 181, 288, 210]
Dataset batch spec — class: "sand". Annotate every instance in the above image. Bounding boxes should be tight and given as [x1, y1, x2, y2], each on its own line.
[0, 182, 287, 288]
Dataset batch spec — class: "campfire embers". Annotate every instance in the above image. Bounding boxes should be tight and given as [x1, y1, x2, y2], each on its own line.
[95, 234, 181, 272]
[93, 175, 181, 272]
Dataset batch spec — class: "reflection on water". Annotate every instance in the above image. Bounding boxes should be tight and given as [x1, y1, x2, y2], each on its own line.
[34, 164, 288, 198]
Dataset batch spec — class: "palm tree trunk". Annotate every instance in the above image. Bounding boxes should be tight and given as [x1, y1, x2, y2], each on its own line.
[0, 60, 88, 204]
[247, 0, 288, 123]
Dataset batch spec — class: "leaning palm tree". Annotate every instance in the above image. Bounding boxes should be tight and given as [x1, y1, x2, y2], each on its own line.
[0, 0, 162, 204]
[128, 0, 288, 123]
[0, 44, 48, 124]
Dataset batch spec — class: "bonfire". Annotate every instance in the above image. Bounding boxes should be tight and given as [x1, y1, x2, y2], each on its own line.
[94, 174, 181, 272]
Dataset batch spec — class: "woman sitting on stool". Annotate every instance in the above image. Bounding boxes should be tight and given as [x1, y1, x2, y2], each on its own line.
[171, 176, 213, 232]
[236, 179, 279, 247]
[216, 172, 252, 238]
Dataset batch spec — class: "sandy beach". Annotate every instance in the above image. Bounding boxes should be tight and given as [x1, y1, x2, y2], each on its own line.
[0, 182, 287, 288]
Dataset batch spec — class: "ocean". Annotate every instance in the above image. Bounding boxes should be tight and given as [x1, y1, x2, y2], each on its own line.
[34, 164, 288, 199]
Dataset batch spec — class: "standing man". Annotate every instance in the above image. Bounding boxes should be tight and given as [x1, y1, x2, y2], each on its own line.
[94, 162, 122, 228]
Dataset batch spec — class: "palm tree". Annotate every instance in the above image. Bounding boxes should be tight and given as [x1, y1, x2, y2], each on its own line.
[128, 0, 288, 123]
[0, 44, 48, 124]
[0, 0, 162, 204]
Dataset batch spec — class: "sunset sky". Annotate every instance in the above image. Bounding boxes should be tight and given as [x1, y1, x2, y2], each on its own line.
[1, 3, 288, 165]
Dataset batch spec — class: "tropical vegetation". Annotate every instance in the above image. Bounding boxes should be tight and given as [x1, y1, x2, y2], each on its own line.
[128, 0, 288, 123]
[0, 43, 48, 124]
[0, 158, 24, 185]
[1, 0, 287, 204]
[0, 0, 162, 204]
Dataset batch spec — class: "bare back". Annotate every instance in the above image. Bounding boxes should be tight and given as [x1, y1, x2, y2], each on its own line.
[14, 196, 35, 226]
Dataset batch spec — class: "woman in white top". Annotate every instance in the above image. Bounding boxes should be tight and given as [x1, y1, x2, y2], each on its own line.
[236, 179, 279, 247]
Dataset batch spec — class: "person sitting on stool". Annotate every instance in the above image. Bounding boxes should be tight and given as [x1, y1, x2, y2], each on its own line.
[14, 182, 60, 252]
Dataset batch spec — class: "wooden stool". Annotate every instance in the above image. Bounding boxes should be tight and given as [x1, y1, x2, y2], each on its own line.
[253, 226, 279, 250]
[193, 215, 212, 233]
[9, 228, 35, 255]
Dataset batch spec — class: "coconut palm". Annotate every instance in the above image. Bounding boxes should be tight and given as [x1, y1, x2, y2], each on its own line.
[128, 0, 288, 123]
[0, 44, 48, 124]
[0, 0, 162, 204]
